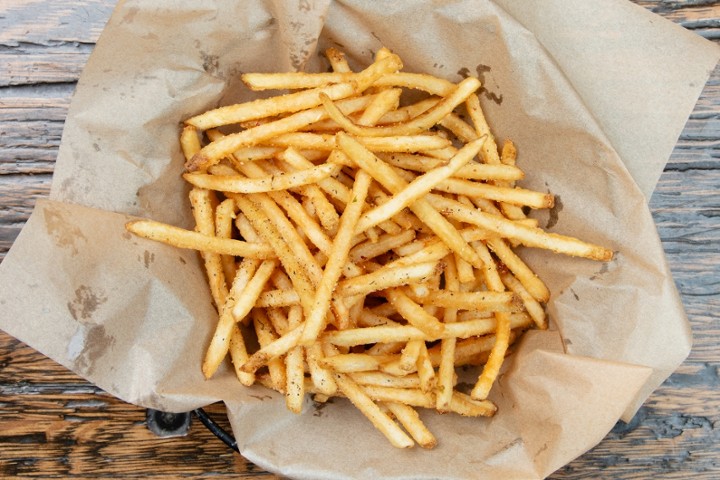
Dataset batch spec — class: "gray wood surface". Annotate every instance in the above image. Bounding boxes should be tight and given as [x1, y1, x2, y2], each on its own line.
[1, 1, 718, 478]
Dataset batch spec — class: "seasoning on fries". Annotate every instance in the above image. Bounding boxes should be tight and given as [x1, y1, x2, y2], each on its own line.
[125, 47, 613, 449]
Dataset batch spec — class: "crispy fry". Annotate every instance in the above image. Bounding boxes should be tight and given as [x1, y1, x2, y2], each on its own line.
[336, 262, 439, 298]
[189, 188, 228, 308]
[319, 77, 480, 137]
[325, 47, 352, 73]
[183, 163, 341, 193]
[300, 170, 372, 345]
[384, 402, 437, 449]
[126, 219, 275, 258]
[334, 373, 414, 448]
[202, 257, 260, 378]
[427, 194, 613, 261]
[336, 133, 487, 269]
[354, 137, 485, 233]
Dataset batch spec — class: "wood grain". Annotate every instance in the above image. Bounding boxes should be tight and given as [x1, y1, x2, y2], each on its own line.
[0, 1, 718, 479]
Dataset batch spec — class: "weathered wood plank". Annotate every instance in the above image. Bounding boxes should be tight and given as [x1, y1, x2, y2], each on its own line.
[0, 174, 52, 256]
[0, 0, 113, 45]
[0, 332, 88, 387]
[0, 92, 70, 174]
[0, 49, 94, 88]
[0, 393, 277, 478]
[634, 1, 720, 39]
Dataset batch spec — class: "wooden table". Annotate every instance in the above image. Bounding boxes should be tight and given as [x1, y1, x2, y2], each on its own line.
[1, 1, 718, 478]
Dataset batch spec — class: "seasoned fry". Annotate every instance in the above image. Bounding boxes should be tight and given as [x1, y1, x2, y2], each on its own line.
[405, 289, 519, 312]
[335, 373, 414, 448]
[379, 152, 524, 181]
[300, 170, 372, 345]
[427, 194, 613, 261]
[189, 188, 228, 308]
[183, 163, 341, 193]
[325, 47, 352, 73]
[320, 353, 391, 373]
[336, 133, 487, 270]
[187, 97, 357, 171]
[202, 257, 260, 378]
[433, 178, 554, 210]
[354, 137, 485, 233]
[336, 262, 439, 298]
[126, 46, 613, 449]
[319, 77, 480, 137]
[126, 219, 275, 258]
[385, 288, 445, 338]
[384, 402, 437, 449]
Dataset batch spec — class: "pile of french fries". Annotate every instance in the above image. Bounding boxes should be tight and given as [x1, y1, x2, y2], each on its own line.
[126, 47, 612, 449]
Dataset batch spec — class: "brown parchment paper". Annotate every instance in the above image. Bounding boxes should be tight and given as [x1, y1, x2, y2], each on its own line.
[1, 1, 719, 478]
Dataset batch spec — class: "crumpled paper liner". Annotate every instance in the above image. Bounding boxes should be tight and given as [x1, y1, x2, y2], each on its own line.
[1, 1, 718, 478]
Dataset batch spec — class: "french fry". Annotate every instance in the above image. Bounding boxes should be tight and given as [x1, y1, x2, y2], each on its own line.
[180, 125, 201, 160]
[404, 289, 519, 312]
[320, 353, 391, 373]
[325, 47, 352, 73]
[448, 391, 497, 417]
[427, 193, 613, 261]
[126, 219, 275, 258]
[319, 77, 480, 137]
[300, 170, 372, 345]
[433, 178, 554, 210]
[189, 188, 228, 308]
[183, 163, 342, 193]
[334, 373, 414, 448]
[357, 88, 402, 126]
[187, 93, 379, 171]
[351, 371, 421, 389]
[385, 288, 445, 338]
[252, 308, 287, 392]
[354, 137, 485, 233]
[229, 324, 254, 386]
[215, 198, 238, 287]
[379, 152, 524, 182]
[384, 402, 437, 449]
[437, 255, 459, 410]
[399, 339, 423, 372]
[336, 262, 439, 298]
[336, 133, 487, 270]
[187, 80, 368, 130]
[500, 269, 547, 329]
[362, 385, 435, 409]
[202, 257, 260, 378]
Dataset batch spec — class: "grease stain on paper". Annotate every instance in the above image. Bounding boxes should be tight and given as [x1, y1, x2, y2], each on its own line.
[67, 285, 108, 323]
[68, 324, 115, 376]
[590, 261, 609, 280]
[457, 65, 504, 105]
[44, 207, 88, 256]
[546, 195, 563, 229]
[141, 250, 155, 269]
[476, 64, 503, 105]
[120, 7, 139, 24]
[200, 51, 220, 76]
[313, 397, 334, 417]
[249, 394, 273, 402]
